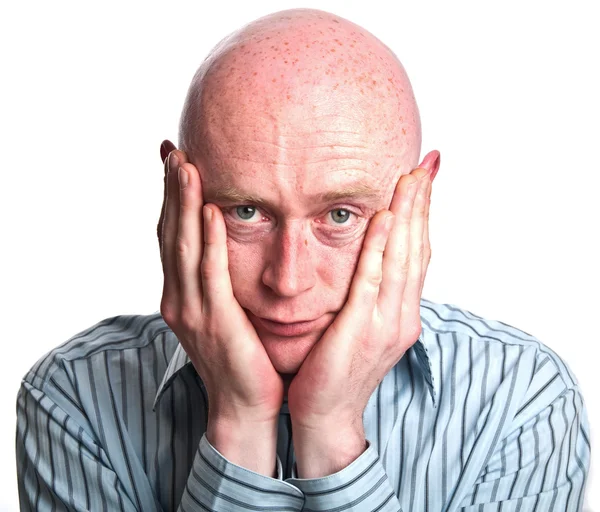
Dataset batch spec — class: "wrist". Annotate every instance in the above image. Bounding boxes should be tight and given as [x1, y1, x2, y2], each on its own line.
[207, 416, 279, 477]
[292, 422, 367, 478]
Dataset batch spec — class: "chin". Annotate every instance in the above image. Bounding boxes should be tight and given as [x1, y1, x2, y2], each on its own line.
[259, 333, 318, 374]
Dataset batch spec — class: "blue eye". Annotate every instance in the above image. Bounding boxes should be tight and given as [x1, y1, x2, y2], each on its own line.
[329, 209, 352, 224]
[235, 206, 257, 221]
[230, 205, 358, 228]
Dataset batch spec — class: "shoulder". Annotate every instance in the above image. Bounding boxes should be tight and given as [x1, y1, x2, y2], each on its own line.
[22, 312, 175, 391]
[419, 297, 579, 390]
[417, 298, 585, 428]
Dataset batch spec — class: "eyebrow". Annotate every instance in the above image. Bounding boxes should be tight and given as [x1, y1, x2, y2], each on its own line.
[206, 183, 382, 208]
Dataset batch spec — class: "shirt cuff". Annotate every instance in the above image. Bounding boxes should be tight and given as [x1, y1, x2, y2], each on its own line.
[286, 440, 400, 511]
[179, 433, 304, 511]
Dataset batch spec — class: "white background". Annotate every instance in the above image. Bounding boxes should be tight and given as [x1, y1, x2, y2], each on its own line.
[1, 1, 597, 510]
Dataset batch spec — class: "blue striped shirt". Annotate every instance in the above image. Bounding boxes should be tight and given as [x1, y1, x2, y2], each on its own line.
[16, 298, 590, 511]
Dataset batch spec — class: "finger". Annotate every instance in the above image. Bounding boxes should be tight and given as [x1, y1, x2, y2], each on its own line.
[417, 150, 440, 181]
[158, 149, 189, 249]
[379, 175, 419, 320]
[177, 162, 204, 313]
[343, 210, 395, 322]
[158, 151, 178, 248]
[401, 171, 429, 317]
[200, 203, 236, 314]
[419, 178, 432, 298]
[160, 153, 183, 315]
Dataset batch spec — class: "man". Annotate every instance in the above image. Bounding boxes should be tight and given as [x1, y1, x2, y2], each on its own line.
[16, 7, 589, 511]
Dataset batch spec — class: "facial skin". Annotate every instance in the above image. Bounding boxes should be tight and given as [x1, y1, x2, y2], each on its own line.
[178, 8, 422, 376]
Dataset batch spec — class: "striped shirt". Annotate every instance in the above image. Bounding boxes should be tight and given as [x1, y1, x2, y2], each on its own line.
[16, 298, 590, 511]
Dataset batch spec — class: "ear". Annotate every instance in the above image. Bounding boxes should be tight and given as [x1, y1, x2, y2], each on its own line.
[417, 150, 441, 181]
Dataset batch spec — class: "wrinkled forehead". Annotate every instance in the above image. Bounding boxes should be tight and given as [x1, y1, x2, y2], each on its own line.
[202, 87, 373, 162]
[199, 65, 417, 175]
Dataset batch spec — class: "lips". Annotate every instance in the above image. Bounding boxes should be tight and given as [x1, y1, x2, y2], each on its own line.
[254, 316, 321, 337]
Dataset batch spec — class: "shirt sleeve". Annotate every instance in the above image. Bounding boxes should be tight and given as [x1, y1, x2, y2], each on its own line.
[16, 381, 139, 512]
[458, 384, 590, 511]
[17, 379, 305, 512]
[285, 440, 404, 512]
[179, 434, 304, 511]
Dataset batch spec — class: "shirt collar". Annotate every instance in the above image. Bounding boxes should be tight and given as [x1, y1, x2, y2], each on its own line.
[153, 323, 437, 411]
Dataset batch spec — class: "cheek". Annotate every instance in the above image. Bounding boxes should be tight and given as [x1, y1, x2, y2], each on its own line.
[317, 239, 363, 293]
[225, 239, 265, 302]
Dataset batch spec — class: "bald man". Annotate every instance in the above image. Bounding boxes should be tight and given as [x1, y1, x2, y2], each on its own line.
[17, 8, 589, 512]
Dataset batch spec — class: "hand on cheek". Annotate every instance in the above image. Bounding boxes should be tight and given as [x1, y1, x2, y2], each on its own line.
[287, 154, 437, 478]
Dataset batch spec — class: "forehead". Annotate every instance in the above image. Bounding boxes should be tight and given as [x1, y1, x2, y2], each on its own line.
[203, 74, 375, 147]
[199, 95, 395, 211]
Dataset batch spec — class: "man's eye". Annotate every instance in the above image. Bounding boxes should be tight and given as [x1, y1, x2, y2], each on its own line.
[328, 208, 353, 225]
[231, 206, 357, 227]
[235, 206, 259, 222]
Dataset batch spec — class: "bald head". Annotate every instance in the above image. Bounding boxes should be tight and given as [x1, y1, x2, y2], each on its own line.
[179, 8, 421, 178]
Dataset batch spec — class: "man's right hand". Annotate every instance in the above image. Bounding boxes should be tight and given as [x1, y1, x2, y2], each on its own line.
[157, 140, 284, 477]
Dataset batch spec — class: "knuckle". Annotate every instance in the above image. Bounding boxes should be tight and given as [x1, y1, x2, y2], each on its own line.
[176, 235, 189, 258]
[409, 324, 423, 342]
[160, 301, 177, 327]
[366, 269, 383, 288]
[424, 246, 432, 262]
[384, 336, 399, 352]
[200, 260, 217, 281]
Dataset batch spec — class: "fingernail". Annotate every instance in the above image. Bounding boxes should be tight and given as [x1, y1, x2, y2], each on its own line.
[178, 167, 188, 189]
[203, 205, 213, 221]
[166, 151, 179, 175]
[429, 153, 441, 179]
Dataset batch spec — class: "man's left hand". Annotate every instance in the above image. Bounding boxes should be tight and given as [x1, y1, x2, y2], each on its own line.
[287, 152, 439, 478]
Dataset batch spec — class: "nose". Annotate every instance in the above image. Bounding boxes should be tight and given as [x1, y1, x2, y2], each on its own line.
[261, 221, 316, 297]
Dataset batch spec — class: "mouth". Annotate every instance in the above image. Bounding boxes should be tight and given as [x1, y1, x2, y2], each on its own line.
[248, 311, 323, 337]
